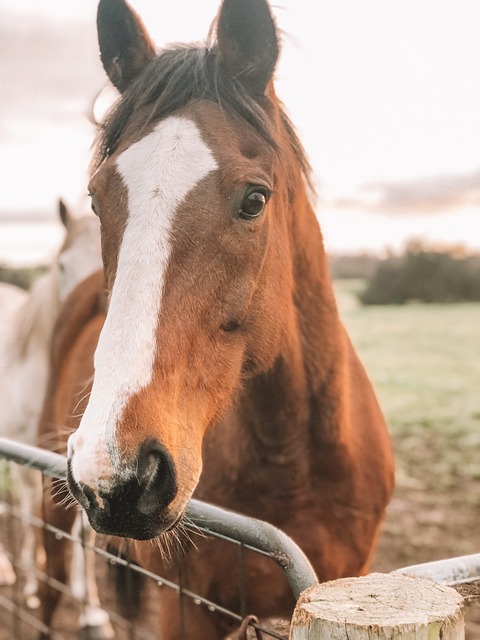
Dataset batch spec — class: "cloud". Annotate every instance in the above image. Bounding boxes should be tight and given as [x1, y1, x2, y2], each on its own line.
[334, 170, 480, 214]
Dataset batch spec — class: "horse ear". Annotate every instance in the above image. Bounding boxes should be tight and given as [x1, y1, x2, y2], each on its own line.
[97, 0, 156, 93]
[58, 199, 70, 229]
[217, 0, 279, 95]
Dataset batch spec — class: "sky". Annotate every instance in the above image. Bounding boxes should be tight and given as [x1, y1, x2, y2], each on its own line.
[0, 0, 479, 262]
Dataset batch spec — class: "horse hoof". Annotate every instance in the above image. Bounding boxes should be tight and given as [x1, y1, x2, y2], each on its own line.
[78, 624, 115, 640]
[0, 554, 16, 586]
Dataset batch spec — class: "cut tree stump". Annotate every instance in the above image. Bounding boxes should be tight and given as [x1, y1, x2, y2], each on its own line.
[290, 572, 464, 639]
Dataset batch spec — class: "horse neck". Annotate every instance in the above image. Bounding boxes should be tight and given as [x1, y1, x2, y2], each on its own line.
[270, 103, 345, 401]
[291, 187, 344, 386]
[202, 182, 352, 514]
[253, 193, 346, 437]
[15, 270, 60, 358]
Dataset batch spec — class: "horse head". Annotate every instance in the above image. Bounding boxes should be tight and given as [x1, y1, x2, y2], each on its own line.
[56, 199, 102, 303]
[67, 0, 311, 540]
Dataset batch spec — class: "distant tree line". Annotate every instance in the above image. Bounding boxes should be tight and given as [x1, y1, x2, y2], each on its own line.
[329, 253, 380, 280]
[357, 242, 480, 304]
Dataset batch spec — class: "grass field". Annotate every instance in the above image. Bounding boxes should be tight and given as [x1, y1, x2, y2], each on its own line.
[334, 279, 480, 571]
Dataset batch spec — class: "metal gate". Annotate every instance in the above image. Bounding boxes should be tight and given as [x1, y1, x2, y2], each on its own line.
[0, 438, 318, 639]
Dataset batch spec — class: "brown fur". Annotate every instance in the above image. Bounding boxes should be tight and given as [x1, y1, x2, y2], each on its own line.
[38, 1, 394, 638]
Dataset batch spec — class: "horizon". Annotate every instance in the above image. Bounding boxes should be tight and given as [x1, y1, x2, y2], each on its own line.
[2, 214, 479, 270]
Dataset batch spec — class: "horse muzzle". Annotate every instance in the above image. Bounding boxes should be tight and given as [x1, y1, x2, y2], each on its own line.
[67, 438, 179, 540]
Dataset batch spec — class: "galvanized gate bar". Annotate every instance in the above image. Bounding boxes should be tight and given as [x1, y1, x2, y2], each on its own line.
[0, 437, 66, 479]
[0, 437, 317, 599]
[187, 499, 317, 597]
[394, 553, 480, 586]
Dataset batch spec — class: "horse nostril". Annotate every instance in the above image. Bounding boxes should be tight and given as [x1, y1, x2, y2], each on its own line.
[136, 439, 177, 516]
[139, 451, 161, 488]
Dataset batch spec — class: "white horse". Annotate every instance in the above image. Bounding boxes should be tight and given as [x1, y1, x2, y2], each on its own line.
[0, 201, 113, 638]
[0, 201, 101, 446]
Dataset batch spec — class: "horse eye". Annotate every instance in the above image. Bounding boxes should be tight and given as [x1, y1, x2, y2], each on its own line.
[89, 194, 100, 217]
[239, 190, 269, 220]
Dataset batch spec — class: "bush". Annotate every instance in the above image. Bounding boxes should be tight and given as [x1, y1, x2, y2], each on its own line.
[328, 253, 380, 279]
[359, 244, 480, 305]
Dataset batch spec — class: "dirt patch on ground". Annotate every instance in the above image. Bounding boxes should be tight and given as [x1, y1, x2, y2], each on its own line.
[371, 447, 480, 640]
[374, 485, 479, 574]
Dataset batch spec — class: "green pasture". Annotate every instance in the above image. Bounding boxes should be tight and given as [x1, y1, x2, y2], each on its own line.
[335, 279, 480, 506]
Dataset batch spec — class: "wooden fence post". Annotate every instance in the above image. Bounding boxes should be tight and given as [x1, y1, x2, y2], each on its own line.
[290, 573, 464, 639]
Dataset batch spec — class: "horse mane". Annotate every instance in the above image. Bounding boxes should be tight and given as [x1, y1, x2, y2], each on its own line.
[92, 43, 312, 191]
[14, 271, 60, 359]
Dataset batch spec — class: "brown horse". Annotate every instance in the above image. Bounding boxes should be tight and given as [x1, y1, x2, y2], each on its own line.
[39, 0, 394, 637]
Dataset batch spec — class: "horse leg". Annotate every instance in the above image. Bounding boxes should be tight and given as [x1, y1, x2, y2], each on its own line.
[0, 463, 38, 591]
[17, 465, 43, 608]
[38, 483, 77, 639]
[70, 513, 114, 640]
[0, 543, 16, 586]
[0, 463, 17, 587]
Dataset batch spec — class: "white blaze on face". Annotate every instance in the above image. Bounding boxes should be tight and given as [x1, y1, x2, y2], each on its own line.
[69, 117, 218, 488]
